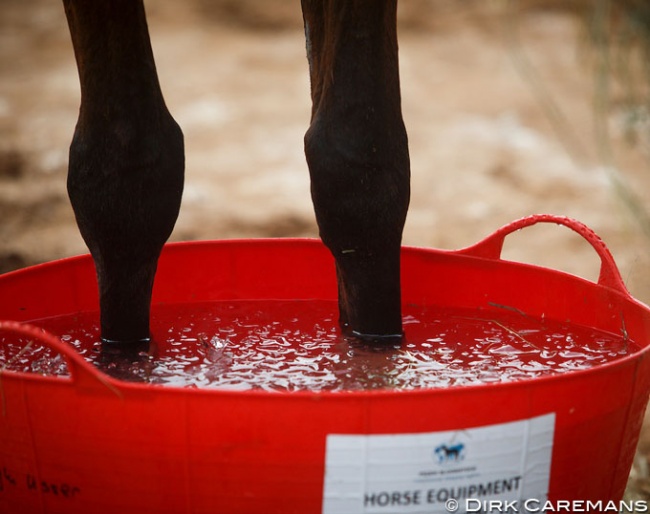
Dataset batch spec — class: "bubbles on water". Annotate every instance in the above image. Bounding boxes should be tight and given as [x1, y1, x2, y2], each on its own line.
[31, 353, 67, 376]
[0, 301, 638, 391]
[0, 337, 71, 378]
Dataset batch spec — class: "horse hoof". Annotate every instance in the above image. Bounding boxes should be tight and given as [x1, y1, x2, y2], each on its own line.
[349, 330, 404, 346]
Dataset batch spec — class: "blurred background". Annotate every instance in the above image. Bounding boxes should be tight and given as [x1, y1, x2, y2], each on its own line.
[1, 0, 650, 501]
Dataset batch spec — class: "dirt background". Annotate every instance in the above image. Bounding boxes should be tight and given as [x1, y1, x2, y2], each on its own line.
[2, 0, 650, 500]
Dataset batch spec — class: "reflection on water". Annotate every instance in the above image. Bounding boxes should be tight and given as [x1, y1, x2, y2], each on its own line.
[0, 300, 635, 391]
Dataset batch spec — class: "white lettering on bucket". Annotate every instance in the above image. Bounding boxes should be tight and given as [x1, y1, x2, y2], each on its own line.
[322, 413, 555, 514]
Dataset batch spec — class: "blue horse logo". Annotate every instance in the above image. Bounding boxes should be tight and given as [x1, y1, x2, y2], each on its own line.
[434, 443, 465, 463]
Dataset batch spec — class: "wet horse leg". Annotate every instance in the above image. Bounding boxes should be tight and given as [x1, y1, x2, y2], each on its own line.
[62, 0, 184, 346]
[301, 0, 411, 341]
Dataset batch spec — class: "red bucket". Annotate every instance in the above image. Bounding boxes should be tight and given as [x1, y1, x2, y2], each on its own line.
[0, 214, 649, 514]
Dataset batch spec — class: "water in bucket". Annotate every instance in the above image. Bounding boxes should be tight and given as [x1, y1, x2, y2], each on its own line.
[0, 299, 636, 391]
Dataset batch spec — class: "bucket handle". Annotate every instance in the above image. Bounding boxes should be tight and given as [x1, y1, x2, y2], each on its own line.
[0, 320, 120, 394]
[455, 214, 630, 295]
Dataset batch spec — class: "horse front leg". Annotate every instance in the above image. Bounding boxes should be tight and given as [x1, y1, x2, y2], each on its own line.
[63, 0, 184, 346]
[301, 0, 411, 341]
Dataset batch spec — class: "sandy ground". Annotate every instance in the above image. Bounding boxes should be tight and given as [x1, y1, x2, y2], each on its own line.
[2, 0, 650, 501]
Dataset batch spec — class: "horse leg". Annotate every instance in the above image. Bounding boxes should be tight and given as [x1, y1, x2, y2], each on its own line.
[301, 0, 411, 341]
[62, 0, 184, 346]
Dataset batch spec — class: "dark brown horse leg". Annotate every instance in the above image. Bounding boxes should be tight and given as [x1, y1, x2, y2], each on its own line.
[301, 0, 411, 341]
[63, 0, 184, 346]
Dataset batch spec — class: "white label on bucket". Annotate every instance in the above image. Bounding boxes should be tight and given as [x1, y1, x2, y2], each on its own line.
[322, 413, 555, 514]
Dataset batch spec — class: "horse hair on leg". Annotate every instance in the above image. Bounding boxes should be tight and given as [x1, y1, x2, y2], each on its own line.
[62, 0, 408, 348]
[301, 0, 411, 342]
[63, 0, 184, 347]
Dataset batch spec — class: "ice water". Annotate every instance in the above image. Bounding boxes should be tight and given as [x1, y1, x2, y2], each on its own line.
[0, 300, 636, 391]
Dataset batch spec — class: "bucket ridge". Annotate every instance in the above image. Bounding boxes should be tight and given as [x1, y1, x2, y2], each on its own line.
[0, 321, 120, 396]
